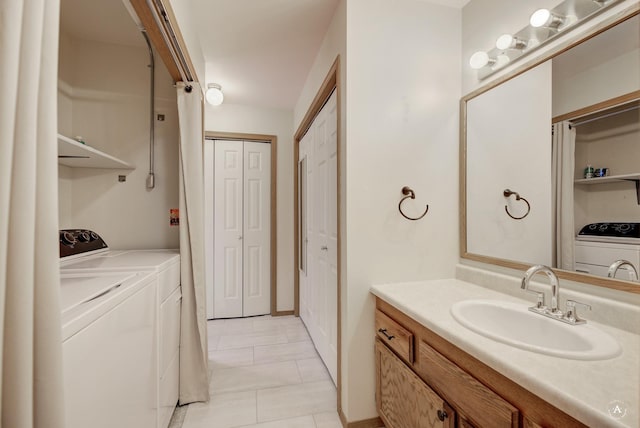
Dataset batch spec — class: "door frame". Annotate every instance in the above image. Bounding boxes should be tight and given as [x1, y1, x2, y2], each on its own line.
[205, 131, 281, 316]
[293, 55, 342, 413]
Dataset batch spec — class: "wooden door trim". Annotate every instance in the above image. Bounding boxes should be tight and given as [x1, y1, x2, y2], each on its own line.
[205, 131, 279, 316]
[293, 55, 342, 416]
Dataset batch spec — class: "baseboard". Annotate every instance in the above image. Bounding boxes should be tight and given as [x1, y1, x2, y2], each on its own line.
[272, 310, 295, 316]
[339, 409, 384, 428]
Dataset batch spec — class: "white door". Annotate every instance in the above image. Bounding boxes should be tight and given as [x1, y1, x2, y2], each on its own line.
[242, 142, 271, 316]
[299, 90, 338, 384]
[212, 140, 271, 318]
[214, 141, 244, 318]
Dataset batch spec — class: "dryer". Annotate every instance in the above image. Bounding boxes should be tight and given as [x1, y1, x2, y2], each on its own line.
[59, 229, 181, 428]
[574, 222, 640, 280]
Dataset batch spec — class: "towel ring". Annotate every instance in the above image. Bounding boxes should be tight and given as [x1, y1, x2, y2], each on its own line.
[503, 189, 530, 220]
[398, 186, 429, 221]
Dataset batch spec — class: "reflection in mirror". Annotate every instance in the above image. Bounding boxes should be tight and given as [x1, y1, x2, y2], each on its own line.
[462, 11, 640, 292]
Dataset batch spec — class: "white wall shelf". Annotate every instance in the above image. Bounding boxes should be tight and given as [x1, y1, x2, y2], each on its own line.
[58, 134, 134, 169]
[575, 173, 640, 205]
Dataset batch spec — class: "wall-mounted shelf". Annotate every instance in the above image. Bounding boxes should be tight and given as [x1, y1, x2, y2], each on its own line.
[58, 134, 133, 169]
[575, 173, 640, 205]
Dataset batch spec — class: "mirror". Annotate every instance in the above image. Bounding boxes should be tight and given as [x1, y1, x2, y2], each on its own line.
[462, 10, 640, 293]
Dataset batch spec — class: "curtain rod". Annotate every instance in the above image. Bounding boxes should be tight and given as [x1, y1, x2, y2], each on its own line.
[146, 0, 194, 85]
[570, 104, 639, 127]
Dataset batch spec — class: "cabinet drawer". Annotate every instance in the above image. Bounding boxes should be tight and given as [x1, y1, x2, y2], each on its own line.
[375, 309, 414, 363]
[376, 340, 454, 428]
[417, 341, 518, 428]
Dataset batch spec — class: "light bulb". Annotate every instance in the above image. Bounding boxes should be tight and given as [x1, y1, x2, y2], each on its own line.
[496, 34, 514, 50]
[206, 83, 224, 106]
[530, 9, 551, 27]
[493, 54, 511, 70]
[469, 51, 491, 69]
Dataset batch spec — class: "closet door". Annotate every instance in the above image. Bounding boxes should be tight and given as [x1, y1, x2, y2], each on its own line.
[243, 142, 271, 316]
[213, 140, 271, 318]
[214, 141, 244, 318]
[299, 89, 338, 384]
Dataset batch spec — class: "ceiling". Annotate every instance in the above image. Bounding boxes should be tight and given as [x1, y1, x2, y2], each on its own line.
[60, 0, 340, 110]
[60, 0, 144, 48]
[553, 14, 640, 80]
[190, 0, 340, 110]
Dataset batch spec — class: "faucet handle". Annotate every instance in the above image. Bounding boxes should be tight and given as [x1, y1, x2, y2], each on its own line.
[564, 299, 591, 324]
[523, 289, 546, 312]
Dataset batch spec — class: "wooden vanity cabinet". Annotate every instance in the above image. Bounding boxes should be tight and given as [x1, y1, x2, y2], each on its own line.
[376, 340, 455, 428]
[374, 299, 587, 428]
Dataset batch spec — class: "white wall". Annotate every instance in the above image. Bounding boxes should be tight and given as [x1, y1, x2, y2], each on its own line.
[204, 104, 295, 312]
[342, 0, 461, 420]
[294, 0, 461, 421]
[58, 35, 180, 249]
[552, 15, 640, 116]
[467, 62, 553, 266]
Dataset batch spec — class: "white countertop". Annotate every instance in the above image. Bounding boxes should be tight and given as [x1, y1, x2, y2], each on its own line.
[371, 279, 640, 428]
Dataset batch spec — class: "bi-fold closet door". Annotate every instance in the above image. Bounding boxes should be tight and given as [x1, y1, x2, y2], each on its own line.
[213, 140, 271, 319]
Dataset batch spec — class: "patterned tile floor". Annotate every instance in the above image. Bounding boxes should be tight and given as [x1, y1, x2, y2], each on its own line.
[169, 315, 341, 428]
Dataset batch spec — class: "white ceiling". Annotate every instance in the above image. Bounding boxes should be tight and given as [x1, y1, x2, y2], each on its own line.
[60, 0, 340, 110]
[60, 0, 144, 48]
[190, 0, 340, 110]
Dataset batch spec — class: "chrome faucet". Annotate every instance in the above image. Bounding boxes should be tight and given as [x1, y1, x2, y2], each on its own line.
[521, 265, 561, 314]
[607, 260, 638, 281]
[521, 265, 592, 325]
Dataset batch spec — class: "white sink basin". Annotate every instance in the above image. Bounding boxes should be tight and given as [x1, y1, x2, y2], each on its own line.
[450, 299, 621, 360]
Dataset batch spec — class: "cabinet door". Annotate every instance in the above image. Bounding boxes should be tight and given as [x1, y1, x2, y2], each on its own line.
[417, 341, 519, 428]
[376, 340, 455, 428]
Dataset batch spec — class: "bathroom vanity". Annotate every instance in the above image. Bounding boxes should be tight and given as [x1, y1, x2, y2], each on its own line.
[371, 274, 639, 428]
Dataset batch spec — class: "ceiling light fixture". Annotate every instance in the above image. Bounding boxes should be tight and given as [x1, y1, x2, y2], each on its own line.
[495, 34, 528, 51]
[206, 83, 224, 106]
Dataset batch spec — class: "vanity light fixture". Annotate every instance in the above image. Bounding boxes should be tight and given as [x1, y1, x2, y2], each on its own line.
[529, 8, 577, 30]
[493, 54, 511, 69]
[469, 0, 619, 78]
[205, 83, 224, 106]
[469, 51, 495, 70]
[495, 34, 528, 51]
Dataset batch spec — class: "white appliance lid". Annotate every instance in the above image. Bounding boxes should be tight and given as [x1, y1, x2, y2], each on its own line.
[60, 272, 138, 314]
[60, 249, 179, 271]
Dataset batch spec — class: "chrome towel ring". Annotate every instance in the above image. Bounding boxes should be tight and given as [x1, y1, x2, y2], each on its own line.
[399, 186, 429, 221]
[503, 189, 530, 220]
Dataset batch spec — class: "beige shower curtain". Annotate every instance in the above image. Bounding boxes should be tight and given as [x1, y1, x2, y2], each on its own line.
[0, 0, 66, 426]
[552, 121, 576, 270]
[176, 82, 210, 404]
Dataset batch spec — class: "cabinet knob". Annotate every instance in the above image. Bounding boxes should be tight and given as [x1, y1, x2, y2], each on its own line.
[437, 409, 448, 421]
[378, 328, 395, 340]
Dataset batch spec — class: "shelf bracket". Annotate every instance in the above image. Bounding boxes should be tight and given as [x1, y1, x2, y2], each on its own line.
[622, 179, 640, 205]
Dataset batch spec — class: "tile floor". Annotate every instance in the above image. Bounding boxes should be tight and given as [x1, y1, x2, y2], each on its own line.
[169, 315, 342, 428]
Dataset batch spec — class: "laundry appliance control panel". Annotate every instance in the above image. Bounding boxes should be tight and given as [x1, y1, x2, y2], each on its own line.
[59, 229, 108, 258]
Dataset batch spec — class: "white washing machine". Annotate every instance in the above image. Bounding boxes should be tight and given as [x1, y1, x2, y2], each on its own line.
[574, 222, 640, 280]
[61, 270, 157, 428]
[59, 230, 182, 428]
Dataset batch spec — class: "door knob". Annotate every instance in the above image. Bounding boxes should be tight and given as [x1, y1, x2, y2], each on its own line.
[239, 236, 243, 240]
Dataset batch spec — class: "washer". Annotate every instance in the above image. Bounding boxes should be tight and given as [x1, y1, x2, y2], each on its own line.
[61, 270, 157, 428]
[60, 229, 182, 428]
